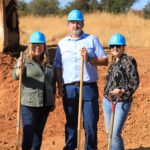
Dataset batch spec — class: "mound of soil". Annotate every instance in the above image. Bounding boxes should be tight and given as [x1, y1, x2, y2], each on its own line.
[0, 48, 150, 150]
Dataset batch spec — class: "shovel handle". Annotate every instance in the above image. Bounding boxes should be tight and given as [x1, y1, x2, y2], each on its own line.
[107, 93, 122, 150]
[16, 51, 24, 150]
[108, 93, 122, 112]
[76, 54, 84, 150]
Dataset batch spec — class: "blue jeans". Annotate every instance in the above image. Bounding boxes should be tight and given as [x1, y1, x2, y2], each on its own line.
[21, 105, 49, 150]
[102, 98, 131, 150]
[63, 83, 99, 150]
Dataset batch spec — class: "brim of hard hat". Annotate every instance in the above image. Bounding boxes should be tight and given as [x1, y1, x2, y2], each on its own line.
[67, 19, 84, 21]
[109, 43, 126, 46]
[30, 42, 46, 44]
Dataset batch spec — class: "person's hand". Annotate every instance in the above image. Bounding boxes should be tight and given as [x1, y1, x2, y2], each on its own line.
[80, 47, 88, 61]
[17, 57, 24, 68]
[110, 88, 125, 95]
[15, 57, 24, 77]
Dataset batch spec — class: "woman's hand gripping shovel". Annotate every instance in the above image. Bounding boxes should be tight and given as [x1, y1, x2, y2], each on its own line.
[16, 51, 24, 150]
[107, 93, 122, 150]
[76, 47, 85, 150]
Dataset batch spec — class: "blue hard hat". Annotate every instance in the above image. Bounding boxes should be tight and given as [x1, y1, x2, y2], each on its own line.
[109, 33, 126, 46]
[67, 9, 84, 21]
[29, 32, 46, 44]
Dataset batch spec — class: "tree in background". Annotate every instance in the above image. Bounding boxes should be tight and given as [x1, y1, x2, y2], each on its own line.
[88, 0, 102, 12]
[64, 0, 103, 14]
[28, 0, 59, 16]
[17, 0, 29, 15]
[65, 0, 90, 13]
[64, 0, 138, 14]
[100, 0, 137, 13]
[16, 0, 146, 17]
[143, 1, 150, 19]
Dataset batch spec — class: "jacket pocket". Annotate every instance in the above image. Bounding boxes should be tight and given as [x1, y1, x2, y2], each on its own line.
[22, 88, 38, 104]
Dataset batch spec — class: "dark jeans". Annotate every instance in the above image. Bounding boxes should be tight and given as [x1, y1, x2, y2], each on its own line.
[21, 105, 49, 150]
[63, 83, 99, 150]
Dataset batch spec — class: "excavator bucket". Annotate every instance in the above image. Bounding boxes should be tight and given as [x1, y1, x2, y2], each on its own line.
[0, 0, 19, 53]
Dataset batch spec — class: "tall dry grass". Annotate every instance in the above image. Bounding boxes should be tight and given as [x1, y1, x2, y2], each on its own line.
[19, 12, 150, 48]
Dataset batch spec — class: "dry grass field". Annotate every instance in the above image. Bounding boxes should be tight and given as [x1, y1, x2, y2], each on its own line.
[0, 12, 150, 150]
[19, 12, 150, 48]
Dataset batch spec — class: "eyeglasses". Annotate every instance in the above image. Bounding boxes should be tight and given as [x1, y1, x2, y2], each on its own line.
[32, 44, 44, 49]
[110, 45, 121, 49]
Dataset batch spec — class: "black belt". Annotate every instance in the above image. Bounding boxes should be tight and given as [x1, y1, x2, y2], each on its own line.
[65, 82, 97, 86]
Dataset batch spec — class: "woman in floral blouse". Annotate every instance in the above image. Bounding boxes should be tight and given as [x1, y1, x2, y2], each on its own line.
[102, 33, 139, 150]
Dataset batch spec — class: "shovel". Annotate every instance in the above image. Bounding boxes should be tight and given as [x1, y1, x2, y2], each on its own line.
[76, 52, 85, 150]
[16, 51, 24, 150]
[107, 93, 121, 150]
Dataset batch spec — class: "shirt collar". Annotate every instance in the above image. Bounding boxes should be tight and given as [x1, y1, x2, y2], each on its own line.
[67, 32, 87, 41]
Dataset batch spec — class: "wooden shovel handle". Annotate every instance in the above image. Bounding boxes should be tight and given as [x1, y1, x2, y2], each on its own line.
[107, 93, 122, 150]
[76, 55, 84, 150]
[16, 51, 24, 150]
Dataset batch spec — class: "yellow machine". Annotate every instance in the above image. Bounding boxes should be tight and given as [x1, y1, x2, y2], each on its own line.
[0, 0, 19, 53]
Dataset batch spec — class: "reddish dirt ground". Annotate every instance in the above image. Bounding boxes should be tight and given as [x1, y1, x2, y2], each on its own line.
[0, 47, 150, 150]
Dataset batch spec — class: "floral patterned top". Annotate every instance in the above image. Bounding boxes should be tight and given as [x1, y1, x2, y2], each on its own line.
[104, 54, 139, 102]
